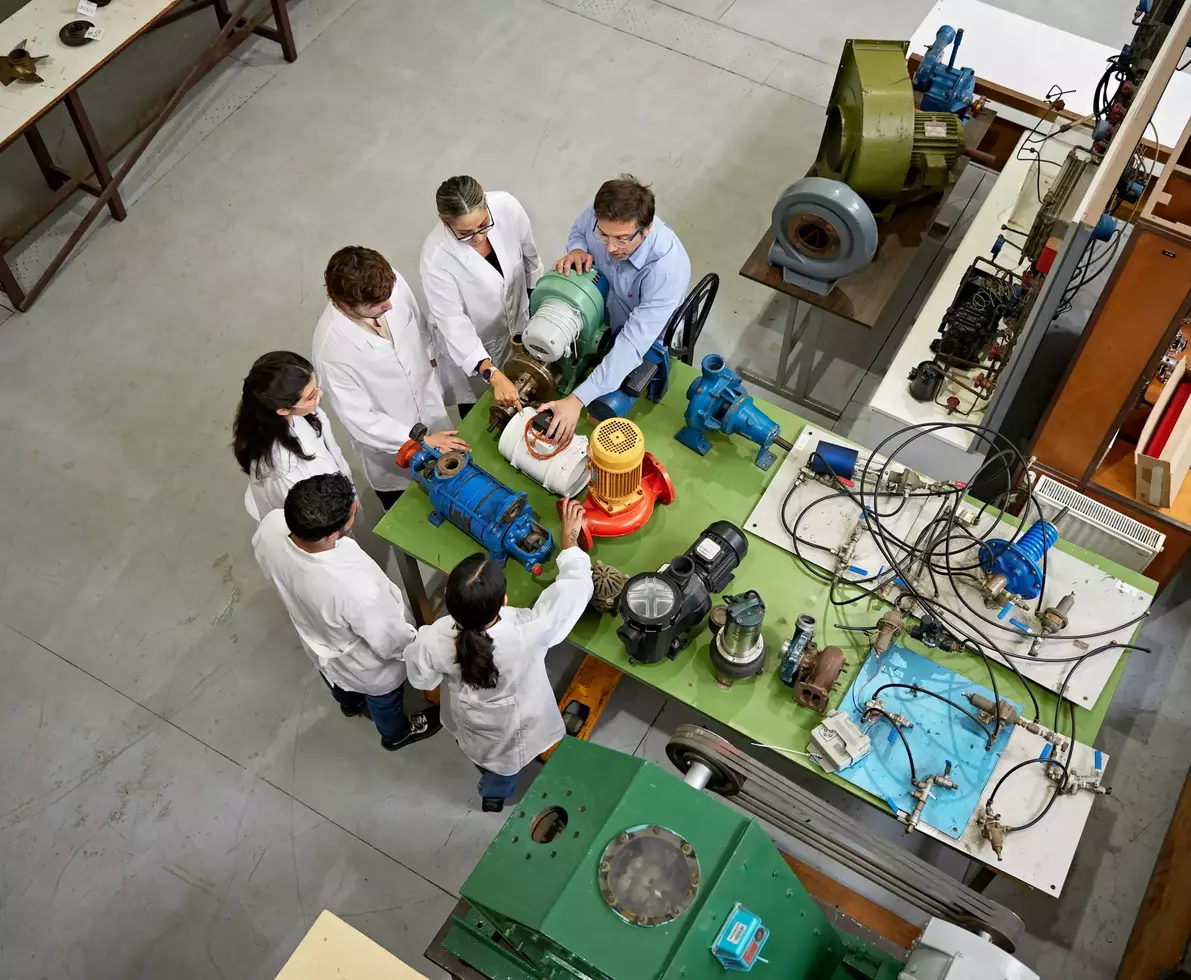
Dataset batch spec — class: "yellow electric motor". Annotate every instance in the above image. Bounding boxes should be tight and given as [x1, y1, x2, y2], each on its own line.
[588, 418, 645, 514]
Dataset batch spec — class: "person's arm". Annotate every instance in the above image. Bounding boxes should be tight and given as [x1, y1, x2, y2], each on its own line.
[554, 207, 595, 276]
[318, 359, 415, 454]
[344, 590, 417, 661]
[421, 258, 490, 375]
[516, 197, 545, 289]
[524, 547, 594, 653]
[401, 629, 447, 691]
[571, 265, 689, 404]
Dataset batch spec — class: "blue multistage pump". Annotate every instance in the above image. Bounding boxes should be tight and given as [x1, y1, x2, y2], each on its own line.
[587, 339, 671, 422]
[913, 25, 977, 118]
[979, 519, 1059, 600]
[396, 424, 554, 575]
[676, 354, 792, 470]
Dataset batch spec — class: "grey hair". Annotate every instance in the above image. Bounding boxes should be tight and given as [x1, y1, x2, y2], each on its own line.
[436, 175, 485, 221]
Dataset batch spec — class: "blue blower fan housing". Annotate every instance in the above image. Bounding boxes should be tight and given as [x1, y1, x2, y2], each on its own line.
[978, 519, 1058, 601]
[912, 25, 977, 118]
[676, 354, 792, 470]
[396, 424, 554, 575]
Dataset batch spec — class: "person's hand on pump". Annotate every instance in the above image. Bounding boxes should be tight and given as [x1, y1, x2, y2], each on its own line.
[539, 393, 582, 445]
[425, 430, 470, 454]
[482, 363, 522, 410]
[553, 249, 593, 277]
[559, 497, 587, 550]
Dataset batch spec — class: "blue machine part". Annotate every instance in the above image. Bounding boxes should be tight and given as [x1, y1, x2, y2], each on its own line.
[675, 354, 792, 470]
[710, 904, 769, 972]
[397, 428, 553, 574]
[839, 645, 1020, 839]
[912, 25, 977, 117]
[587, 339, 670, 422]
[1093, 211, 1119, 242]
[778, 615, 816, 687]
[979, 518, 1058, 601]
[808, 439, 859, 481]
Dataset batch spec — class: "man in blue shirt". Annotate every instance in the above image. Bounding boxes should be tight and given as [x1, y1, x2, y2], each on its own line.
[541, 175, 691, 444]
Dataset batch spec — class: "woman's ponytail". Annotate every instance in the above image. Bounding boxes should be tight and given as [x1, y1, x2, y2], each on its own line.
[445, 553, 508, 691]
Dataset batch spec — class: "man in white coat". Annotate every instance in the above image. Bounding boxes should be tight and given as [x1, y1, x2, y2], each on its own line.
[253, 473, 441, 751]
[402, 499, 592, 811]
[420, 176, 544, 415]
[314, 245, 469, 510]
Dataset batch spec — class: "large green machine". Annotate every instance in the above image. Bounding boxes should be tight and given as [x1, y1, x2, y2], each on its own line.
[441, 738, 902, 980]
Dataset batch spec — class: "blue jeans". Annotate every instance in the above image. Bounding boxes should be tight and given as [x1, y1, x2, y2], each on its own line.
[477, 767, 519, 803]
[324, 677, 410, 743]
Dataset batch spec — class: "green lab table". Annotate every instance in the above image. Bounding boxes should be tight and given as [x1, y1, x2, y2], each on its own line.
[375, 361, 1155, 804]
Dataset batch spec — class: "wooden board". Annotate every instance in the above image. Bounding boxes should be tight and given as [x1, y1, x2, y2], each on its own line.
[275, 910, 429, 980]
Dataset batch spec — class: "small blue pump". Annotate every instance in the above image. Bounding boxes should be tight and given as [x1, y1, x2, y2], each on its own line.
[913, 25, 977, 118]
[587, 340, 670, 422]
[979, 519, 1059, 601]
[396, 423, 554, 575]
[676, 354, 792, 470]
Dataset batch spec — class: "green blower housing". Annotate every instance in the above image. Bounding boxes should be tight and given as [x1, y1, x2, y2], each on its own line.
[488, 268, 611, 432]
[440, 738, 902, 980]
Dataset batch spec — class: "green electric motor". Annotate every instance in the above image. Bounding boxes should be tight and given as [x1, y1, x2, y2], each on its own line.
[440, 738, 902, 980]
[812, 39, 965, 221]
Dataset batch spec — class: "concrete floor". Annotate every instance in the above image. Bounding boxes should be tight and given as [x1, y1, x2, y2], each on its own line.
[0, 0, 1187, 977]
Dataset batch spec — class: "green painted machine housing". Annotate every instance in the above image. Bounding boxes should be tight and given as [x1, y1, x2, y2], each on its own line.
[522, 268, 611, 396]
[442, 738, 902, 980]
[812, 39, 965, 221]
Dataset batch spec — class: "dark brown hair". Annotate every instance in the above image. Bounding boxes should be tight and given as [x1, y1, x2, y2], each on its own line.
[324, 246, 396, 308]
[446, 553, 506, 689]
[593, 174, 655, 229]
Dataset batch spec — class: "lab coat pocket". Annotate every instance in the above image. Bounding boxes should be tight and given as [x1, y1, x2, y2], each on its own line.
[455, 688, 524, 771]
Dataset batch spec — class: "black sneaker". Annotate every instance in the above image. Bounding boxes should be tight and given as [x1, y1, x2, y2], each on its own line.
[380, 712, 442, 751]
[481, 798, 505, 813]
[340, 703, 364, 718]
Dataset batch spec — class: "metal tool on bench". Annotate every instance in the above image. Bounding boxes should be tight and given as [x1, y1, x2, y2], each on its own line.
[675, 353, 793, 470]
[396, 423, 553, 575]
[486, 268, 609, 432]
[429, 735, 1036, 980]
[617, 521, 748, 665]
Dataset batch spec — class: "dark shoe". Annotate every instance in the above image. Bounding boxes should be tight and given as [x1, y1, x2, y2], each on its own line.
[380, 712, 443, 751]
[481, 798, 505, 813]
[340, 703, 364, 718]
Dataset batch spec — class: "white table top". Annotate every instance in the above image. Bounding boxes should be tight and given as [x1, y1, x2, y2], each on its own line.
[910, 0, 1191, 149]
[0, 0, 178, 148]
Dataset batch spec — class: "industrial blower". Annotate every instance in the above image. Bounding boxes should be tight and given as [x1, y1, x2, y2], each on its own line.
[676, 353, 792, 470]
[396, 423, 554, 575]
[617, 521, 748, 665]
[487, 268, 611, 432]
[435, 737, 1039, 980]
[569, 417, 674, 551]
[768, 34, 969, 293]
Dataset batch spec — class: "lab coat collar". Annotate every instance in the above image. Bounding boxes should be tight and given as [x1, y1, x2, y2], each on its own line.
[284, 534, 352, 564]
[627, 222, 660, 271]
[327, 303, 391, 352]
[436, 219, 505, 282]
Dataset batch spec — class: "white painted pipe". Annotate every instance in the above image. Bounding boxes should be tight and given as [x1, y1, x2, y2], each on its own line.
[498, 407, 591, 498]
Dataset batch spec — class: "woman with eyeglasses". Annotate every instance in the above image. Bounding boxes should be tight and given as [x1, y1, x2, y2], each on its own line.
[233, 351, 354, 521]
[420, 176, 545, 416]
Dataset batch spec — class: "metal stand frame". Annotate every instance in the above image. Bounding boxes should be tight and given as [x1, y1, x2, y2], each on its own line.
[0, 0, 296, 312]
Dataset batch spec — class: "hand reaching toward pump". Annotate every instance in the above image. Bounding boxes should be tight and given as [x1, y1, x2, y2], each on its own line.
[425, 430, 470, 454]
[559, 498, 586, 549]
[540, 394, 582, 445]
[490, 369, 523, 410]
[553, 249, 593, 276]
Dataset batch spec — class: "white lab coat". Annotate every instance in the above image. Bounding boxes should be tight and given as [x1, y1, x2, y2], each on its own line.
[313, 271, 450, 491]
[403, 547, 593, 775]
[252, 509, 416, 695]
[420, 191, 545, 405]
[243, 408, 353, 522]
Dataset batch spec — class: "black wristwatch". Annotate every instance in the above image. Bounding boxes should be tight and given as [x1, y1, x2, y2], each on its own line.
[476, 360, 494, 383]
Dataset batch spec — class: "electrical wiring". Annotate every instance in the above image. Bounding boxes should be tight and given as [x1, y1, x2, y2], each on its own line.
[869, 682, 992, 740]
[867, 706, 919, 783]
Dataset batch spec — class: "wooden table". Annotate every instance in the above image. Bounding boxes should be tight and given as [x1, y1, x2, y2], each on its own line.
[0, 0, 295, 311]
[373, 363, 1155, 893]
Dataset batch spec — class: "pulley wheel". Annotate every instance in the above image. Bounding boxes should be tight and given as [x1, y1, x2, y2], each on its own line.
[949, 914, 1017, 954]
[771, 177, 878, 282]
[60, 20, 94, 46]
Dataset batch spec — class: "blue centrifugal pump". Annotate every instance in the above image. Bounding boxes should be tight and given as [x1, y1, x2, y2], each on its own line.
[912, 25, 977, 118]
[676, 354, 793, 471]
[396, 424, 554, 575]
[979, 519, 1059, 601]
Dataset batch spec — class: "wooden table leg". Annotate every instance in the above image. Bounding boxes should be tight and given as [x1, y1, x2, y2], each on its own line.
[214, 0, 296, 61]
[0, 253, 26, 311]
[23, 125, 71, 191]
[64, 90, 127, 222]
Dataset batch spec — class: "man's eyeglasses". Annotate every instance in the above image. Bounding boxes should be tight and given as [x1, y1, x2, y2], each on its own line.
[452, 207, 495, 242]
[594, 220, 643, 246]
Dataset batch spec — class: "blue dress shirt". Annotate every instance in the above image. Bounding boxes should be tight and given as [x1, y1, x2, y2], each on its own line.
[566, 205, 691, 405]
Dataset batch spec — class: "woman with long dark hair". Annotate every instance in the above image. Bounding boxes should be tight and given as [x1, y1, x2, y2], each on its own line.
[403, 500, 592, 812]
[233, 351, 353, 520]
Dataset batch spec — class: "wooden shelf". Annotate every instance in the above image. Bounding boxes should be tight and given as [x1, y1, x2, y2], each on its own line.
[1092, 439, 1191, 527]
